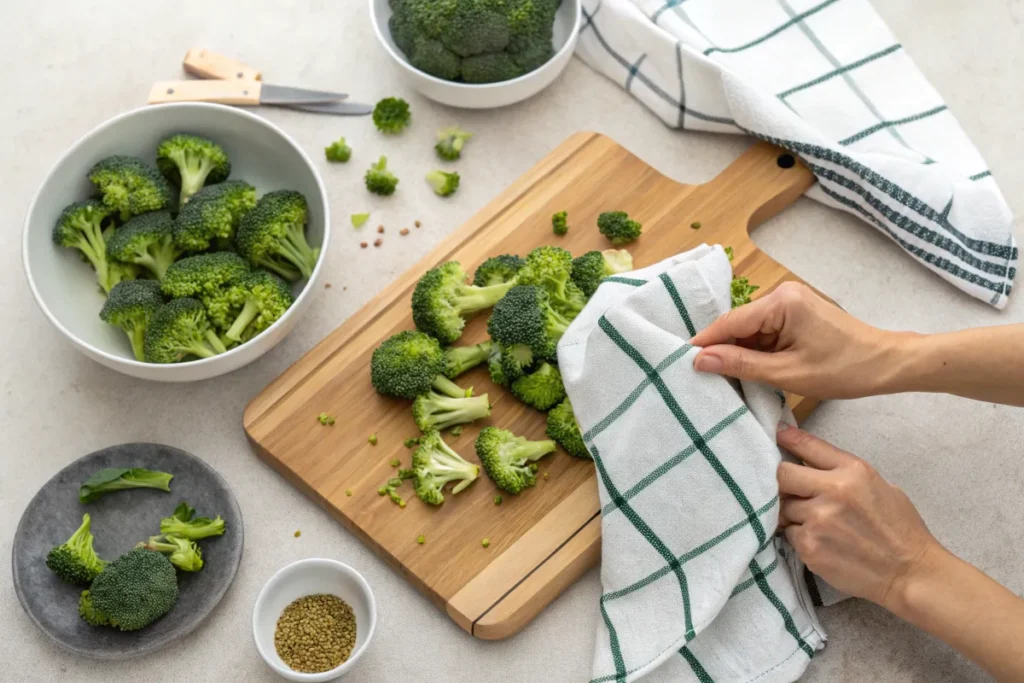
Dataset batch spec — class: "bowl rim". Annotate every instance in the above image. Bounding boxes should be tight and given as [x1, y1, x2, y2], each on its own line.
[368, 0, 582, 90]
[251, 558, 378, 681]
[21, 101, 331, 372]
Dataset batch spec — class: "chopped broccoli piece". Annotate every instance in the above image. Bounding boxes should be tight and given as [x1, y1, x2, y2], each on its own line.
[546, 397, 591, 459]
[435, 126, 473, 161]
[173, 180, 256, 253]
[570, 249, 634, 297]
[236, 190, 319, 281]
[345, 489, 353, 496]
[88, 155, 172, 221]
[487, 285, 570, 363]
[378, 476, 407, 507]
[78, 468, 173, 504]
[87, 548, 178, 631]
[205, 269, 294, 342]
[412, 261, 515, 344]
[417, 534, 426, 544]
[411, 430, 480, 505]
[390, 458, 401, 468]
[325, 137, 352, 162]
[156, 134, 230, 205]
[404, 436, 420, 448]
[52, 200, 122, 293]
[351, 212, 371, 228]
[78, 590, 110, 627]
[158, 502, 225, 541]
[371, 330, 471, 399]
[690, 221, 702, 229]
[426, 169, 460, 197]
[138, 535, 203, 572]
[597, 211, 642, 245]
[162, 252, 249, 300]
[481, 538, 490, 548]
[517, 246, 588, 318]
[473, 254, 524, 287]
[105, 211, 181, 281]
[551, 210, 568, 236]
[724, 245, 734, 261]
[731, 277, 759, 308]
[451, 425, 464, 437]
[493, 495, 503, 506]
[413, 390, 491, 432]
[45, 514, 107, 586]
[372, 97, 411, 134]
[100, 280, 165, 361]
[487, 342, 534, 386]
[443, 340, 494, 378]
[318, 412, 336, 425]
[510, 362, 565, 410]
[476, 426, 556, 494]
[143, 298, 227, 363]
[369, 433, 378, 446]
[365, 156, 399, 196]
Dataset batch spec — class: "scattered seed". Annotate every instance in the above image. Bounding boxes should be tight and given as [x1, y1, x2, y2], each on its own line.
[360, 242, 368, 249]
[343, 286, 347, 291]
[373, 238, 383, 247]
[691, 221, 702, 229]
[377, 225, 385, 233]
[481, 538, 490, 548]
[414, 220, 422, 228]
[416, 534, 425, 545]
[274, 594, 357, 673]
[325, 283, 332, 289]
[400, 228, 409, 236]
[294, 530, 301, 538]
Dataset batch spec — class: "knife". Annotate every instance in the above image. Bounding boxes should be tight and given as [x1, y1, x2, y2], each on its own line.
[282, 101, 374, 116]
[148, 80, 349, 106]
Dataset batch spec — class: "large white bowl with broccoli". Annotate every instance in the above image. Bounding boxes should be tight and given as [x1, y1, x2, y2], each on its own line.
[23, 103, 330, 382]
[370, 0, 581, 109]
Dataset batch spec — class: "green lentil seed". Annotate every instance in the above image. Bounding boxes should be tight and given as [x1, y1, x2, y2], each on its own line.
[275, 594, 357, 674]
[690, 221, 701, 229]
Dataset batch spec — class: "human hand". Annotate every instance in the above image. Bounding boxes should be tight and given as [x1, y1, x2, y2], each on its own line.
[776, 424, 940, 608]
[691, 282, 913, 399]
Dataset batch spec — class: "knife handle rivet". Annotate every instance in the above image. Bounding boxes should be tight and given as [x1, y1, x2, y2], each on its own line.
[166, 88, 174, 95]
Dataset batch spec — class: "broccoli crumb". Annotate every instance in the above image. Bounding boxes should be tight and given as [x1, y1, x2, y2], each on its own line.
[690, 221, 702, 229]
[390, 458, 401, 468]
[552, 211, 569, 236]
[368, 433, 378, 446]
[731, 277, 759, 308]
[294, 530, 301, 538]
[450, 426, 464, 437]
[416, 534, 425, 545]
[317, 412, 336, 426]
[493, 495, 503, 506]
[543, 471, 549, 480]
[724, 245, 734, 261]
[404, 437, 420, 449]
[481, 538, 490, 548]
[351, 213, 370, 228]
[345, 489, 353, 497]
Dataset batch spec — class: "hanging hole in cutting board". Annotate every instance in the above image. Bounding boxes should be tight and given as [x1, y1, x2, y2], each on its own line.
[777, 153, 796, 169]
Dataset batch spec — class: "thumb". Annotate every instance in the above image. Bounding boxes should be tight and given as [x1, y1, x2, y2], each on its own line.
[693, 344, 785, 384]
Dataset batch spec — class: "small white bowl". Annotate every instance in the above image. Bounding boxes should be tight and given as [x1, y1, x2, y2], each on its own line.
[369, 0, 581, 109]
[252, 559, 377, 682]
[22, 102, 330, 382]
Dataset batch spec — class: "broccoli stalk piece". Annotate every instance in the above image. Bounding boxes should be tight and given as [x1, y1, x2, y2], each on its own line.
[412, 430, 480, 505]
[475, 426, 556, 494]
[546, 397, 591, 459]
[159, 502, 226, 540]
[510, 362, 565, 410]
[106, 211, 182, 281]
[78, 590, 110, 627]
[731, 276, 759, 308]
[45, 513, 107, 585]
[571, 249, 635, 297]
[426, 170, 460, 197]
[443, 340, 494, 378]
[206, 269, 294, 342]
[371, 330, 473, 399]
[138, 535, 203, 572]
[517, 246, 588, 318]
[597, 211, 643, 245]
[236, 190, 318, 281]
[87, 548, 179, 631]
[372, 97, 411, 134]
[487, 285, 571, 362]
[78, 467, 174, 503]
[325, 137, 352, 162]
[488, 342, 534, 387]
[156, 134, 230, 205]
[99, 280, 165, 361]
[351, 212, 371, 228]
[88, 156, 173, 220]
[551, 210, 568, 236]
[173, 180, 257, 253]
[52, 200, 121, 293]
[435, 126, 473, 161]
[473, 254, 524, 286]
[413, 390, 491, 432]
[365, 156, 399, 196]
[143, 298, 227, 363]
[412, 261, 515, 344]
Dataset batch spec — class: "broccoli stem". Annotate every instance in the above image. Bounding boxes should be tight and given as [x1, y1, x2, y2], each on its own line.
[225, 298, 260, 342]
[170, 149, 216, 205]
[452, 281, 515, 316]
[273, 223, 319, 279]
[444, 341, 493, 378]
[205, 330, 228, 354]
[432, 446, 480, 494]
[422, 394, 491, 431]
[70, 216, 113, 292]
[128, 324, 146, 362]
[512, 439, 557, 463]
[432, 375, 469, 398]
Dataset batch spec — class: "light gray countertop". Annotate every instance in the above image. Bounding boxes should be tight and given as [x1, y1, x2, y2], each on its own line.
[2, 1, 1021, 681]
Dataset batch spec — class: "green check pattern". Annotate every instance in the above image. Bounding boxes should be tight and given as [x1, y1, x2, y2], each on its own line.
[557, 246, 825, 683]
[577, 0, 1017, 308]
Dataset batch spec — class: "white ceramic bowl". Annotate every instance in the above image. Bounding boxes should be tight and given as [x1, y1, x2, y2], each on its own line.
[369, 0, 581, 109]
[22, 102, 329, 382]
[252, 559, 377, 682]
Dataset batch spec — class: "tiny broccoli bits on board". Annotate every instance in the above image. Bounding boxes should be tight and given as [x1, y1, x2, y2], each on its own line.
[51, 134, 317, 364]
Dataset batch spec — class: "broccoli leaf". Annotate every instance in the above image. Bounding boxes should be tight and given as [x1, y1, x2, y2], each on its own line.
[78, 468, 174, 503]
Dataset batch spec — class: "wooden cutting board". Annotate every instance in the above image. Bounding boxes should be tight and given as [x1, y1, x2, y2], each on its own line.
[244, 132, 820, 640]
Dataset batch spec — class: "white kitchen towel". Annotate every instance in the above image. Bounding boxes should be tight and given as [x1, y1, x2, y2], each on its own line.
[558, 245, 826, 683]
[576, 0, 1017, 309]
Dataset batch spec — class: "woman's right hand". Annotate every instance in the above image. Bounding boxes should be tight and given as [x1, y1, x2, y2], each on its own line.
[691, 282, 914, 399]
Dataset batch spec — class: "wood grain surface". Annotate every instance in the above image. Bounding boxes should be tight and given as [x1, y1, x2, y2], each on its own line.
[243, 132, 820, 639]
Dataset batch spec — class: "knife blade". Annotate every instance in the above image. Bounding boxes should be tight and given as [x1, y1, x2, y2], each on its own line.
[148, 81, 348, 106]
[278, 101, 374, 116]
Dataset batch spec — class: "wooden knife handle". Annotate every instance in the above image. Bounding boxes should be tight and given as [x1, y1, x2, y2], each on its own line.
[148, 80, 263, 106]
[183, 47, 262, 81]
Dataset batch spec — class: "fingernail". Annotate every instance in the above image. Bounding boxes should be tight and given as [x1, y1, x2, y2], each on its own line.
[694, 353, 722, 373]
[777, 422, 791, 433]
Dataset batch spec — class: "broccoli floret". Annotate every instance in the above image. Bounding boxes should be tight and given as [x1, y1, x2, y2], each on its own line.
[78, 590, 111, 627]
[413, 390, 491, 432]
[88, 548, 178, 631]
[443, 340, 493, 378]
[546, 397, 591, 459]
[325, 137, 352, 162]
[406, 36, 463, 80]
[412, 261, 515, 344]
[156, 134, 230, 205]
[475, 426, 556, 494]
[138, 535, 203, 572]
[487, 285, 571, 362]
[105, 211, 181, 280]
[78, 467, 174, 503]
[236, 190, 319, 281]
[159, 502, 226, 541]
[597, 211, 642, 245]
[371, 330, 471, 399]
[365, 156, 399, 196]
[173, 180, 257, 253]
[143, 298, 227, 363]
[205, 269, 294, 342]
[731, 276, 759, 308]
[473, 254, 524, 286]
[511, 361, 565, 410]
[488, 342, 534, 386]
[162, 252, 249, 299]
[412, 430, 480, 505]
[372, 97, 411, 134]
[571, 248, 635, 297]
[461, 52, 521, 83]
[435, 126, 473, 161]
[52, 200, 122, 293]
[426, 169, 460, 197]
[99, 280, 165, 361]
[45, 513, 107, 586]
[88, 155, 173, 220]
[518, 246, 588, 318]
[552, 210, 568, 236]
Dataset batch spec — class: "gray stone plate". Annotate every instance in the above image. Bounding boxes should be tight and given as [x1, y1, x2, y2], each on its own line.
[12, 443, 244, 660]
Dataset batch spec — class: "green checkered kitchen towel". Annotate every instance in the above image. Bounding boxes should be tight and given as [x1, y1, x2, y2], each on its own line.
[558, 245, 826, 683]
[577, 0, 1017, 308]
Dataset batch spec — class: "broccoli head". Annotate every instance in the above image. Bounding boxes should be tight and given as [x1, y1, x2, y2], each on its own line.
[518, 246, 588, 317]
[473, 254, 524, 286]
[173, 180, 257, 253]
[510, 361, 565, 410]
[52, 200, 122, 293]
[204, 269, 294, 342]
[412, 429, 480, 505]
[371, 330, 470, 399]
[45, 513, 107, 586]
[571, 248, 635, 297]
[88, 548, 178, 631]
[475, 426, 556, 494]
[236, 190, 319, 281]
[100, 280, 165, 361]
[156, 134, 230, 205]
[159, 502, 226, 540]
[546, 397, 591, 459]
[731, 276, 759, 308]
[487, 342, 534, 386]
[443, 340, 494, 378]
[413, 390, 491, 432]
[598, 211, 643, 245]
[325, 137, 352, 162]
[78, 590, 111, 627]
[365, 156, 399, 196]
[138, 535, 203, 572]
[551, 210, 568, 236]
[412, 261, 515, 344]
[143, 297, 227, 363]
[88, 155, 173, 220]
[426, 169, 460, 197]
[106, 211, 182, 280]
[487, 284, 570, 362]
[435, 126, 473, 161]
[372, 97, 411, 134]
[162, 252, 249, 299]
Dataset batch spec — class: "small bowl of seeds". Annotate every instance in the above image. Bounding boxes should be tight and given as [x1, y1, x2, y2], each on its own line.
[252, 558, 377, 681]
